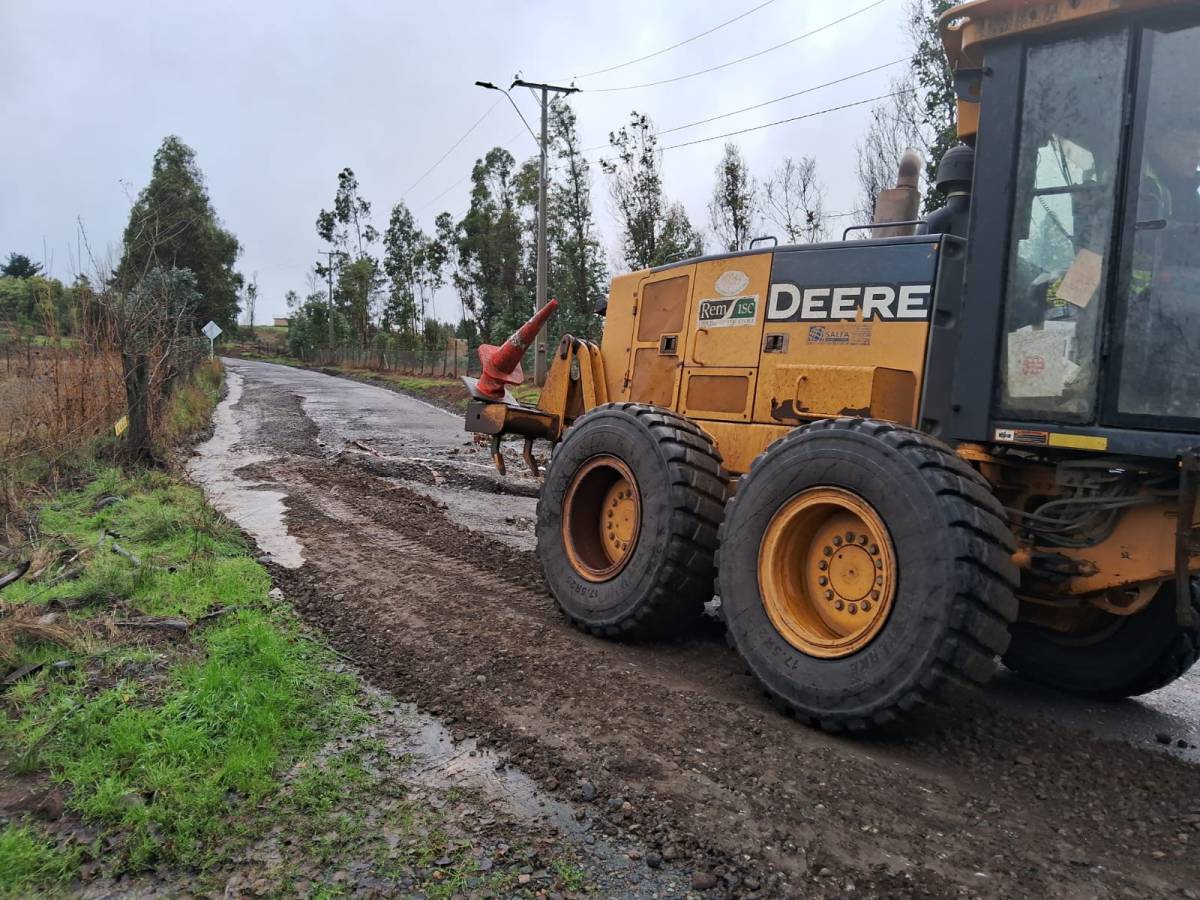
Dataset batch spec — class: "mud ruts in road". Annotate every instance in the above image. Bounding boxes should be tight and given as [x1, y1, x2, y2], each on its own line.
[193, 358, 1200, 899]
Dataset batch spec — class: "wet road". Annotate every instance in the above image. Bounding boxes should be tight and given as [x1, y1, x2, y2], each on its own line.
[204, 358, 1200, 761]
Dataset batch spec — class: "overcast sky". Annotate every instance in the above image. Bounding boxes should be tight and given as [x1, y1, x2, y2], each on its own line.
[1, 0, 908, 325]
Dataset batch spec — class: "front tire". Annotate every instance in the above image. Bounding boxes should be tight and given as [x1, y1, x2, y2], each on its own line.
[1004, 580, 1200, 698]
[718, 418, 1019, 731]
[536, 403, 728, 638]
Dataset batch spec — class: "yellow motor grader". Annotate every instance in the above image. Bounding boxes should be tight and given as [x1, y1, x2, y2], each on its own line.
[464, 0, 1200, 730]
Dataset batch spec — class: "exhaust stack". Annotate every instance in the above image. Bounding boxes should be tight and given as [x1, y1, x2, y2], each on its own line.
[871, 148, 924, 237]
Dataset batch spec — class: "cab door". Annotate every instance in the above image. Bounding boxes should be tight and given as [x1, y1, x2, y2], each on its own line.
[621, 265, 696, 408]
[678, 253, 773, 423]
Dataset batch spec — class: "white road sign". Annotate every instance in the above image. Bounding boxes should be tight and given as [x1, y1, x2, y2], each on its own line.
[202, 321, 222, 340]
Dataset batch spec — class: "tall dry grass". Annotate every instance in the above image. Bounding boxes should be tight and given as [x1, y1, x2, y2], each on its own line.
[0, 289, 210, 542]
[1, 293, 125, 523]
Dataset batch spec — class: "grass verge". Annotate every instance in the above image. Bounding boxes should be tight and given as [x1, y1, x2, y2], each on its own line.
[0, 468, 360, 892]
[1, 465, 590, 896]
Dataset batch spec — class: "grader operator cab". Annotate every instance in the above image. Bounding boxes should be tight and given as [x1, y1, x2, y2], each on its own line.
[463, 0, 1200, 730]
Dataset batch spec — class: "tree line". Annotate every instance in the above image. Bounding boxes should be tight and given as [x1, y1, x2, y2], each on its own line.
[3, 1, 956, 365]
[286, 0, 956, 354]
[3, 134, 246, 460]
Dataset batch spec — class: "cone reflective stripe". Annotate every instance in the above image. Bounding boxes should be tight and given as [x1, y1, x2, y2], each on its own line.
[475, 298, 559, 400]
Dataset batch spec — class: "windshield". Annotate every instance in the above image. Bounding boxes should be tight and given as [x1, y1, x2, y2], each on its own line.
[998, 31, 1127, 422]
[1115, 21, 1200, 421]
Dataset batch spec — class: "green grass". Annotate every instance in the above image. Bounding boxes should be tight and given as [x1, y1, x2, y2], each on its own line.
[159, 357, 223, 447]
[552, 858, 588, 892]
[0, 371, 579, 895]
[228, 349, 298, 367]
[0, 334, 79, 348]
[0, 827, 79, 897]
[0, 468, 359, 887]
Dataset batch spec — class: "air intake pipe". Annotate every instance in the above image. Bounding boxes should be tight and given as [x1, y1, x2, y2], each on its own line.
[920, 143, 974, 238]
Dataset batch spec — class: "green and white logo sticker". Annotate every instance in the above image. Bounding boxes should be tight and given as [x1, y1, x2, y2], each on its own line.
[697, 295, 758, 328]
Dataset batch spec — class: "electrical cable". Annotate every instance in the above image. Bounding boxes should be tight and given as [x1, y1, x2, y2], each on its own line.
[588, 90, 908, 165]
[415, 127, 530, 215]
[662, 57, 908, 135]
[402, 98, 502, 198]
[583, 0, 892, 93]
[660, 90, 907, 151]
[580, 58, 909, 152]
[572, 0, 780, 79]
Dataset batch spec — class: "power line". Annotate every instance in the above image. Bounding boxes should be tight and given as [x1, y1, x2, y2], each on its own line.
[663, 91, 906, 150]
[583, 0, 892, 93]
[572, 0, 780, 80]
[660, 57, 908, 136]
[586, 90, 908, 164]
[580, 57, 908, 152]
[402, 98, 502, 198]
[659, 91, 907, 151]
[415, 127, 529, 215]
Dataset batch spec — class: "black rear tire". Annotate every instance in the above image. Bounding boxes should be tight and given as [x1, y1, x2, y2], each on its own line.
[1004, 580, 1200, 699]
[536, 403, 728, 638]
[717, 418, 1019, 731]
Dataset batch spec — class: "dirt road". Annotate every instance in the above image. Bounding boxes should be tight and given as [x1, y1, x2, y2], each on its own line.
[195, 358, 1200, 898]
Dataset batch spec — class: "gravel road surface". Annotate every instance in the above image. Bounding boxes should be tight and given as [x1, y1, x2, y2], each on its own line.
[190, 358, 1200, 899]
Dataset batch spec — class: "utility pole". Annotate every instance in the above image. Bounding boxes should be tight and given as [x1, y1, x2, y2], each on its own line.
[475, 77, 578, 385]
[318, 250, 336, 361]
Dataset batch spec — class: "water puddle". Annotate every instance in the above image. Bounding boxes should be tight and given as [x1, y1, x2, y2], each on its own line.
[399, 701, 580, 832]
[188, 371, 305, 568]
[395, 479, 538, 552]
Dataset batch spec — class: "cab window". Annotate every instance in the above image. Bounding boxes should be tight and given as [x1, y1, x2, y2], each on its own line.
[998, 31, 1128, 422]
[1115, 21, 1200, 420]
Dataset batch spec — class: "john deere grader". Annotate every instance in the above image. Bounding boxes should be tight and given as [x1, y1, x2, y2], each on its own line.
[462, 0, 1200, 731]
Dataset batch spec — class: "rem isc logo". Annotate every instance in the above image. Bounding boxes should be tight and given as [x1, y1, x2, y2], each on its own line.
[697, 295, 758, 328]
[766, 283, 932, 322]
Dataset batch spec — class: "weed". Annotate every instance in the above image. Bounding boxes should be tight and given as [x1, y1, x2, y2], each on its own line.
[552, 858, 589, 892]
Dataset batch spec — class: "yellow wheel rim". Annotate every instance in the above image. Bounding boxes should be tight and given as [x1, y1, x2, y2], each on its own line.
[562, 455, 641, 582]
[758, 487, 896, 659]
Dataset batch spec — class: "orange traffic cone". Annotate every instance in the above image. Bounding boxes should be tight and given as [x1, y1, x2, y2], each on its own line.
[474, 299, 559, 400]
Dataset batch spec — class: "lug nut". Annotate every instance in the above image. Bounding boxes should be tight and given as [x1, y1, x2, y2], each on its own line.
[833, 536, 844, 546]
[871, 590, 880, 600]
[835, 600, 845, 611]
[858, 534, 868, 545]
[845, 531, 855, 542]
[823, 546, 833, 557]
[818, 560, 828, 571]
[824, 590, 834, 600]
[818, 576, 828, 586]
[869, 544, 879, 555]
[861, 600, 872, 612]
[874, 558, 883, 569]
[848, 603, 858, 615]
[876, 576, 884, 586]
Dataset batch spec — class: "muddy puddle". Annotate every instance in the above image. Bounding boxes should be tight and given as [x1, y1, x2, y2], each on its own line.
[399, 701, 580, 832]
[187, 371, 305, 568]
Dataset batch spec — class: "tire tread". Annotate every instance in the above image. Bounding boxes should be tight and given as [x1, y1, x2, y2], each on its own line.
[543, 403, 729, 639]
[717, 416, 1017, 731]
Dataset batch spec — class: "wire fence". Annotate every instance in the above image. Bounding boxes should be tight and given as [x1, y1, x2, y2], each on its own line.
[293, 345, 487, 379]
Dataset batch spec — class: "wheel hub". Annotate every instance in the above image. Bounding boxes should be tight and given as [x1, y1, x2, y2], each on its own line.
[601, 480, 637, 561]
[758, 487, 896, 658]
[562, 455, 642, 582]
